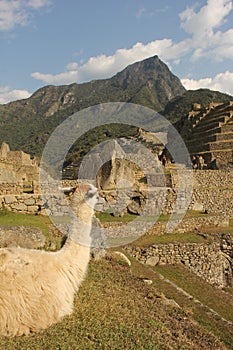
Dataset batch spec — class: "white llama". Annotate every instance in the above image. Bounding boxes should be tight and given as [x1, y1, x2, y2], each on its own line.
[0, 183, 98, 337]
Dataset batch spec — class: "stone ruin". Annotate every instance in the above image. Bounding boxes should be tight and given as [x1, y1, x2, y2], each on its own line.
[0, 142, 39, 194]
[182, 101, 233, 169]
[0, 138, 232, 287]
[77, 137, 167, 216]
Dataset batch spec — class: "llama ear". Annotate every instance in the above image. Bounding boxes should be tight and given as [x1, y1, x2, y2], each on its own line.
[60, 186, 75, 193]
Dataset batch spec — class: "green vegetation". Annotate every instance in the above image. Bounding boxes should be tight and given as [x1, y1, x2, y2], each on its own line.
[0, 58, 232, 171]
[130, 259, 233, 349]
[131, 232, 213, 247]
[0, 210, 232, 348]
[156, 264, 233, 323]
[154, 264, 233, 348]
[163, 88, 233, 126]
[97, 209, 208, 223]
[96, 212, 137, 222]
[0, 258, 229, 349]
[63, 123, 137, 170]
[0, 56, 186, 159]
[0, 211, 64, 249]
[0, 211, 51, 235]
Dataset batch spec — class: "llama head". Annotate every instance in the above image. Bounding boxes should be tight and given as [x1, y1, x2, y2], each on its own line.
[76, 183, 98, 210]
[70, 183, 98, 220]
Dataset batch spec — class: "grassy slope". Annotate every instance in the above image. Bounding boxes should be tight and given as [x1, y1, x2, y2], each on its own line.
[129, 259, 233, 349]
[0, 257, 228, 350]
[0, 211, 232, 348]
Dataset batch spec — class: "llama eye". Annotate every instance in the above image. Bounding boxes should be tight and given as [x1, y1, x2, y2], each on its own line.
[87, 189, 97, 198]
[86, 186, 97, 198]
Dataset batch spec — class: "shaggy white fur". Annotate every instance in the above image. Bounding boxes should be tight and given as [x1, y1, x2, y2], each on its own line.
[0, 183, 98, 337]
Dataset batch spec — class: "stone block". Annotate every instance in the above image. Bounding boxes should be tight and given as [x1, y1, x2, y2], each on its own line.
[26, 205, 39, 213]
[4, 195, 16, 204]
[145, 256, 159, 266]
[11, 202, 27, 211]
[24, 197, 36, 206]
[192, 202, 204, 211]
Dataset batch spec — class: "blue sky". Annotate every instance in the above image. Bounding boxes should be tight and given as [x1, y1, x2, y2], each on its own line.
[0, 0, 233, 104]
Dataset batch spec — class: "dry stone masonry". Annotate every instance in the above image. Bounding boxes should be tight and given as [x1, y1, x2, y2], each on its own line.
[182, 101, 233, 169]
[125, 235, 233, 288]
[0, 142, 39, 195]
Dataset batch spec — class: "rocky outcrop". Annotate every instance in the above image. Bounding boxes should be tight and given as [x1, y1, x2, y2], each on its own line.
[0, 226, 45, 249]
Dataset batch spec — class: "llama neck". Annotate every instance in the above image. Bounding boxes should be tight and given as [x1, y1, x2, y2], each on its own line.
[66, 201, 94, 246]
[66, 216, 92, 246]
[61, 196, 95, 249]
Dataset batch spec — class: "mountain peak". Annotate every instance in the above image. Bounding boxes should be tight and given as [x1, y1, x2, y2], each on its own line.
[111, 55, 186, 105]
[0, 55, 186, 155]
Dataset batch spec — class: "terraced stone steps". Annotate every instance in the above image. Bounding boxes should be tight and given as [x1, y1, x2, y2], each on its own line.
[190, 108, 231, 126]
[196, 115, 230, 128]
[186, 132, 233, 149]
[188, 139, 233, 154]
[193, 149, 233, 166]
[192, 120, 226, 134]
[191, 123, 233, 140]
[182, 101, 233, 168]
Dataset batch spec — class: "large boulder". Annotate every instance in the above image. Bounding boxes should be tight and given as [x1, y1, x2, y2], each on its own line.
[0, 225, 45, 249]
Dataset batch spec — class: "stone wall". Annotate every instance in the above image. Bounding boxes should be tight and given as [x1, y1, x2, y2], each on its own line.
[125, 239, 233, 288]
[0, 193, 70, 216]
[0, 142, 39, 186]
[189, 170, 233, 216]
[0, 181, 41, 195]
[103, 215, 228, 239]
[193, 170, 233, 188]
[60, 170, 233, 218]
[0, 170, 233, 219]
[0, 183, 23, 195]
[148, 214, 228, 234]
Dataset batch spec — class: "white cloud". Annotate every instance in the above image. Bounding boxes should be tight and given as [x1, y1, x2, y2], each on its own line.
[0, 0, 52, 31]
[180, 0, 233, 37]
[31, 0, 233, 89]
[31, 70, 79, 85]
[31, 61, 80, 84]
[181, 70, 233, 96]
[180, 0, 233, 61]
[3, 0, 232, 103]
[31, 39, 191, 85]
[27, 0, 52, 9]
[0, 0, 27, 31]
[136, 7, 146, 18]
[136, 5, 169, 18]
[66, 62, 79, 71]
[0, 86, 31, 104]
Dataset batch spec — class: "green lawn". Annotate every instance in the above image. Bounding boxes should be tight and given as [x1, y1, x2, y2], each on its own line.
[155, 264, 233, 323]
[130, 232, 213, 247]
